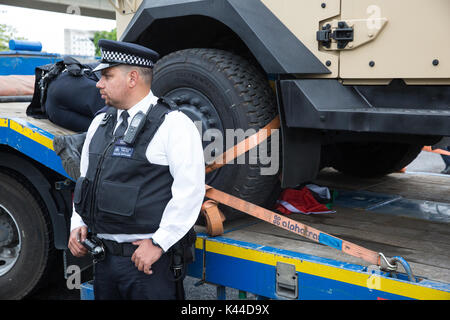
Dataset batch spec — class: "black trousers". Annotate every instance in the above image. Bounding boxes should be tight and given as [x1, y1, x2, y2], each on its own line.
[93, 252, 176, 300]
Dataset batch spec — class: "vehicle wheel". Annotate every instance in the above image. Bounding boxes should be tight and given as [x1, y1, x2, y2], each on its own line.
[0, 171, 55, 299]
[152, 48, 280, 219]
[330, 142, 423, 178]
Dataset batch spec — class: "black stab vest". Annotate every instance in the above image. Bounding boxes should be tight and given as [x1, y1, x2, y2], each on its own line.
[73, 101, 175, 234]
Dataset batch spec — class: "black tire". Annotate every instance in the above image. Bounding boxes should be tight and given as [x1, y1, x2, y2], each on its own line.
[152, 49, 279, 218]
[330, 142, 423, 178]
[0, 171, 55, 299]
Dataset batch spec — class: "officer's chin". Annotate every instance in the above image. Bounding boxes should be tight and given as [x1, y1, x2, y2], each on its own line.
[102, 96, 112, 106]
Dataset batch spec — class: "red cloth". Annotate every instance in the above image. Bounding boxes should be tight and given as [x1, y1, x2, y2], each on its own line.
[275, 187, 333, 215]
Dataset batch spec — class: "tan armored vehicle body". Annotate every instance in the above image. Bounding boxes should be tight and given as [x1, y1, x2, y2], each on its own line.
[264, 0, 450, 84]
[115, 0, 450, 83]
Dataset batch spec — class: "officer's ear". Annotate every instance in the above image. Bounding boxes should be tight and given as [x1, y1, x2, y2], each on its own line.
[128, 69, 140, 88]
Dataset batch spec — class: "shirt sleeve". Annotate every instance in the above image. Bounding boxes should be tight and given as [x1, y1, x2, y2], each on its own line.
[70, 114, 103, 232]
[149, 111, 205, 251]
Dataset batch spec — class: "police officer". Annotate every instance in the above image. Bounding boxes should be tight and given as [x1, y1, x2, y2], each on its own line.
[67, 39, 205, 300]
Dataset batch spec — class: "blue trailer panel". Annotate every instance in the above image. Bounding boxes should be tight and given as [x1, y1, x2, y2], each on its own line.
[187, 234, 450, 300]
[0, 114, 70, 178]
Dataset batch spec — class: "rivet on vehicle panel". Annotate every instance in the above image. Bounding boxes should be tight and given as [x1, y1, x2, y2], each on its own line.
[432, 59, 439, 66]
[325, 60, 331, 66]
[369, 61, 375, 67]
[321, 3, 326, 8]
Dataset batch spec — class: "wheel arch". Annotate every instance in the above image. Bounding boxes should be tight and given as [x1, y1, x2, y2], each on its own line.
[0, 147, 69, 250]
[134, 15, 262, 73]
[121, 0, 330, 75]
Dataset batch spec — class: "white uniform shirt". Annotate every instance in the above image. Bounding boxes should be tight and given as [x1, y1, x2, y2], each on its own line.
[70, 91, 205, 251]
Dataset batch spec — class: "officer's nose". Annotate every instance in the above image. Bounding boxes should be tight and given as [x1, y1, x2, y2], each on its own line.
[96, 78, 104, 89]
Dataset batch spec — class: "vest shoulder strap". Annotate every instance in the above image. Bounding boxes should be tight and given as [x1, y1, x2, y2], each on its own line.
[144, 100, 175, 142]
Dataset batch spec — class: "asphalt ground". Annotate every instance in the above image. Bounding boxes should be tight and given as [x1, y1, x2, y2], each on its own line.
[27, 274, 241, 300]
[26, 150, 448, 300]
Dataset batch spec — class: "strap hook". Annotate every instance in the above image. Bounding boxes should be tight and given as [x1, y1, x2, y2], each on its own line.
[378, 252, 397, 271]
[379, 253, 415, 282]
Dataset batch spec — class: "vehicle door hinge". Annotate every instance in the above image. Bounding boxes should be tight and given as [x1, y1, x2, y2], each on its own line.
[317, 21, 354, 49]
[317, 18, 387, 50]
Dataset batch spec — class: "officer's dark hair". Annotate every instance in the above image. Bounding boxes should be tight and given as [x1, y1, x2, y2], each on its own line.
[136, 66, 153, 85]
[119, 65, 153, 85]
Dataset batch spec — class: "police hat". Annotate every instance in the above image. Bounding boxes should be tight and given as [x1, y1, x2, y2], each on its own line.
[93, 39, 159, 72]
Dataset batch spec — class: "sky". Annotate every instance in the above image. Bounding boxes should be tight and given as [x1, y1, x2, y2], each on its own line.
[0, 4, 116, 54]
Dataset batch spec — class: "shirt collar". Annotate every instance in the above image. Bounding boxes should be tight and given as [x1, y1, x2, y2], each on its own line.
[117, 90, 159, 121]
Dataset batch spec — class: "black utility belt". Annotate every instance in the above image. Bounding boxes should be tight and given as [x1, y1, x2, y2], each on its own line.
[101, 239, 138, 257]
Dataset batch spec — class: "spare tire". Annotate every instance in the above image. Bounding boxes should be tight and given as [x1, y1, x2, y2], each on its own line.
[152, 49, 280, 219]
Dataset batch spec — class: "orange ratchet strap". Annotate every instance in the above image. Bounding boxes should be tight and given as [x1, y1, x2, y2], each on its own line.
[200, 115, 393, 268]
[204, 185, 381, 266]
[205, 116, 280, 174]
[201, 200, 226, 236]
[422, 146, 450, 156]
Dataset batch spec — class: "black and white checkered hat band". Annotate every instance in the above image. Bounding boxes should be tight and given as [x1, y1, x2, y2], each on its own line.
[101, 50, 154, 68]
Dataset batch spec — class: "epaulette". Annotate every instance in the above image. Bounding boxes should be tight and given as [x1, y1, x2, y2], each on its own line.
[94, 105, 110, 117]
[97, 106, 116, 126]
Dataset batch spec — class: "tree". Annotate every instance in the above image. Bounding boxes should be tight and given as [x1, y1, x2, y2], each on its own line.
[0, 24, 26, 51]
[92, 28, 117, 56]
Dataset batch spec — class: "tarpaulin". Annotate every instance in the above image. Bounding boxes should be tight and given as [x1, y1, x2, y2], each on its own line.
[0, 75, 35, 96]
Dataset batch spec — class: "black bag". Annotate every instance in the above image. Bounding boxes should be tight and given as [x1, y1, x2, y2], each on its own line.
[27, 56, 105, 132]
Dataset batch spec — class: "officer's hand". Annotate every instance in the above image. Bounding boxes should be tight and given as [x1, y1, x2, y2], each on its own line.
[68, 226, 88, 257]
[131, 239, 163, 275]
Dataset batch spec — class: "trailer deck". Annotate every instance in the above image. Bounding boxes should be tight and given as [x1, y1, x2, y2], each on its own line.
[191, 165, 450, 299]
[1, 102, 449, 299]
[190, 180, 449, 297]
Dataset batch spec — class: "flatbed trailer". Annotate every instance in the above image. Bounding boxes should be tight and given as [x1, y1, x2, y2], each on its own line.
[0, 102, 449, 300]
